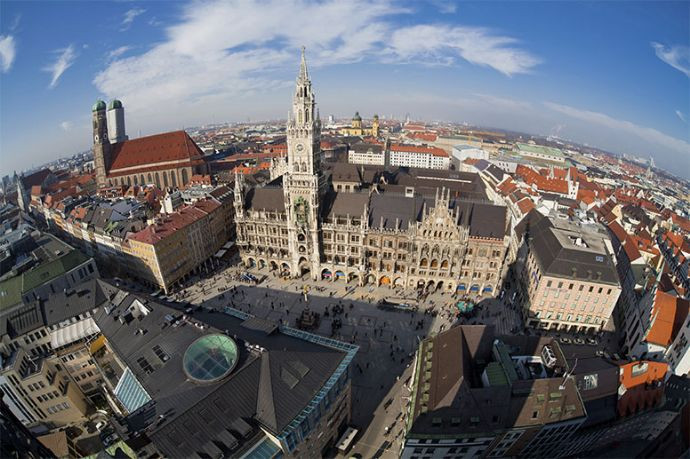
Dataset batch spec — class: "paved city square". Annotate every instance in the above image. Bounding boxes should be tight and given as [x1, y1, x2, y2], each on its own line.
[158, 258, 533, 457]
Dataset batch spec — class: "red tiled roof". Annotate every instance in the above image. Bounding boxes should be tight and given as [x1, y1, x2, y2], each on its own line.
[497, 177, 518, 195]
[129, 198, 220, 245]
[108, 130, 204, 172]
[408, 132, 438, 142]
[646, 290, 690, 347]
[517, 197, 535, 214]
[390, 144, 448, 157]
[515, 165, 568, 195]
[21, 169, 52, 188]
[617, 360, 667, 417]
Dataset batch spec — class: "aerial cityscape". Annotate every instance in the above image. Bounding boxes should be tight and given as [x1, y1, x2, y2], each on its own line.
[1, 1, 689, 458]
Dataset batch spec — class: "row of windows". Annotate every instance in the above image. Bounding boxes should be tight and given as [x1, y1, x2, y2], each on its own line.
[35, 391, 60, 403]
[46, 401, 70, 415]
[545, 279, 613, 295]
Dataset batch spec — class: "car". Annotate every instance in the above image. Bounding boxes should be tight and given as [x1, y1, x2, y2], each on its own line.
[102, 433, 118, 447]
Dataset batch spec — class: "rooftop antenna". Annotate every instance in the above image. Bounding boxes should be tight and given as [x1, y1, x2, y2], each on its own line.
[559, 358, 578, 390]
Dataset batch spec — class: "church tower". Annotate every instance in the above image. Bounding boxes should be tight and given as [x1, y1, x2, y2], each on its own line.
[284, 48, 324, 279]
[92, 100, 111, 188]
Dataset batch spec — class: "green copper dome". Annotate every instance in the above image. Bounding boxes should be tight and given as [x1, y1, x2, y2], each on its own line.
[353, 111, 362, 121]
[92, 100, 106, 112]
[108, 99, 123, 110]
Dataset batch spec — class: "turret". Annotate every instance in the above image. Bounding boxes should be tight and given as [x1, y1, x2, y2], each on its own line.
[352, 111, 362, 129]
[92, 100, 110, 188]
[372, 113, 380, 137]
[107, 99, 128, 144]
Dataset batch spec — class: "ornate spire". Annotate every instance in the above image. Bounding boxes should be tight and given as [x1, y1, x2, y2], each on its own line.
[298, 46, 309, 82]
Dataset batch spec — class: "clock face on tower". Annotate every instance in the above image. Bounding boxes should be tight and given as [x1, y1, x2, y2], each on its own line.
[296, 143, 304, 152]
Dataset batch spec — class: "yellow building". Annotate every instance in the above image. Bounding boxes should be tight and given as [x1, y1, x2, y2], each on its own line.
[339, 112, 379, 137]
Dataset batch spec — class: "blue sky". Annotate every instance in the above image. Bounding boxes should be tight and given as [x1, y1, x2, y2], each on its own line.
[1, 0, 689, 178]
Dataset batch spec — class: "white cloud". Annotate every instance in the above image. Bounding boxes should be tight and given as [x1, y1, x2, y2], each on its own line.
[544, 102, 690, 155]
[9, 14, 21, 32]
[386, 24, 540, 75]
[106, 46, 132, 62]
[94, 0, 538, 119]
[44, 45, 77, 88]
[0, 35, 16, 73]
[60, 121, 73, 131]
[429, 0, 457, 14]
[651, 42, 690, 77]
[121, 8, 146, 31]
[676, 110, 687, 123]
[472, 93, 533, 111]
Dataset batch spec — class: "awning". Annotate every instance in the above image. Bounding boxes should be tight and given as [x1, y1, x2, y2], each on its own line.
[50, 318, 100, 349]
[89, 335, 106, 354]
[214, 249, 227, 258]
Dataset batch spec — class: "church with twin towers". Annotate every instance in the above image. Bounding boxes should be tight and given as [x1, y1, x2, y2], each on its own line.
[234, 49, 509, 295]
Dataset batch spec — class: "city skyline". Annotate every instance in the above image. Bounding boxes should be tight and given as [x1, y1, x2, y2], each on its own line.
[1, 0, 689, 178]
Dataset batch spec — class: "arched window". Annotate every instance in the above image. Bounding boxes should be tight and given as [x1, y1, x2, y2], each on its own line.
[140, 174, 145, 185]
[181, 169, 189, 185]
[163, 172, 169, 187]
[420, 258, 428, 268]
[126, 176, 131, 186]
[155, 172, 161, 188]
[147, 173, 152, 183]
[171, 172, 177, 188]
[133, 175, 138, 185]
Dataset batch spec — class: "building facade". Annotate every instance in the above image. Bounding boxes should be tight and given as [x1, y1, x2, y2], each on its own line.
[234, 51, 509, 295]
[338, 112, 379, 137]
[389, 144, 450, 170]
[91, 99, 209, 189]
[515, 211, 621, 333]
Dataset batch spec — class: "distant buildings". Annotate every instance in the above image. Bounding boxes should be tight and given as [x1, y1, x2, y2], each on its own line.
[338, 112, 380, 137]
[389, 144, 450, 170]
[451, 144, 488, 165]
[347, 141, 450, 170]
[347, 142, 385, 166]
[514, 142, 566, 164]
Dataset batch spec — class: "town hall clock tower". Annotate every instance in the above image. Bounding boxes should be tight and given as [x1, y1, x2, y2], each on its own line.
[284, 48, 325, 279]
